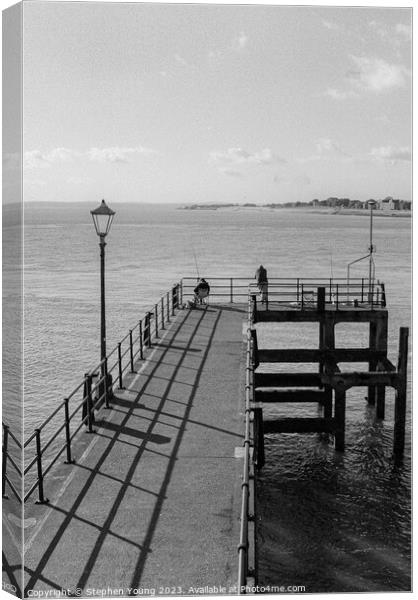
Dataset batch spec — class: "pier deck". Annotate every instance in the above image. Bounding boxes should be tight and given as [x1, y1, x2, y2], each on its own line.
[21, 305, 247, 596]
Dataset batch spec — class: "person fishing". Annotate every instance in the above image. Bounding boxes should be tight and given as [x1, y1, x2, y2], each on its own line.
[194, 278, 210, 305]
[255, 265, 268, 304]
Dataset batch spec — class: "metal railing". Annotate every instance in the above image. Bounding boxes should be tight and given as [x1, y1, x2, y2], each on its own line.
[2, 276, 387, 504]
[181, 276, 386, 309]
[238, 296, 257, 592]
[2, 283, 182, 504]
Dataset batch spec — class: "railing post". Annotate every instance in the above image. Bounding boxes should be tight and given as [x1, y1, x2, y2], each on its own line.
[167, 292, 170, 322]
[2, 425, 9, 498]
[139, 320, 144, 359]
[297, 278, 300, 303]
[301, 283, 304, 309]
[336, 284, 339, 310]
[103, 357, 112, 408]
[145, 312, 152, 347]
[63, 398, 75, 464]
[381, 282, 386, 307]
[118, 343, 123, 389]
[329, 278, 332, 302]
[86, 374, 96, 433]
[171, 286, 176, 315]
[155, 304, 159, 337]
[129, 330, 135, 372]
[161, 298, 165, 330]
[35, 429, 49, 504]
[180, 280, 183, 306]
[230, 278, 233, 303]
[394, 327, 409, 457]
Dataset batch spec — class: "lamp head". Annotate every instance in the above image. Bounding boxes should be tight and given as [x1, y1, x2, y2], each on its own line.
[91, 199, 115, 237]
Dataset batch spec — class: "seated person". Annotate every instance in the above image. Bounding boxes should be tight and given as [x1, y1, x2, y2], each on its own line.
[193, 278, 210, 304]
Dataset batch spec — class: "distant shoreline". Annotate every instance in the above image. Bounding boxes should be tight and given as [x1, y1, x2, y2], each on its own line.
[179, 205, 411, 218]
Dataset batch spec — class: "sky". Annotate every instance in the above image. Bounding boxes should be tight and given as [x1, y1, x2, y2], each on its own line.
[2, 0, 413, 204]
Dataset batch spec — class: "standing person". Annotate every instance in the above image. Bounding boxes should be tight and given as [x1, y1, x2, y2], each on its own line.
[255, 265, 268, 304]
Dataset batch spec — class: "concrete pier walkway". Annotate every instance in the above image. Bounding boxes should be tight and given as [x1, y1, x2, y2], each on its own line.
[21, 305, 247, 596]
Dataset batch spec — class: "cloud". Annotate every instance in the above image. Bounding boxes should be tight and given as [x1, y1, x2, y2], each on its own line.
[219, 168, 244, 178]
[369, 20, 411, 44]
[315, 138, 350, 157]
[209, 32, 248, 62]
[232, 31, 248, 51]
[370, 145, 411, 163]
[22, 145, 158, 169]
[347, 55, 410, 93]
[324, 87, 358, 100]
[210, 147, 285, 167]
[87, 146, 157, 163]
[299, 138, 351, 163]
[24, 147, 78, 169]
[322, 19, 341, 31]
[395, 23, 411, 41]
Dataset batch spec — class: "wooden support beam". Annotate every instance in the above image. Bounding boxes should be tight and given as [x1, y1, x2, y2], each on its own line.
[379, 357, 396, 372]
[321, 371, 397, 390]
[256, 310, 323, 323]
[257, 348, 386, 363]
[255, 389, 328, 403]
[256, 308, 388, 324]
[254, 372, 322, 387]
[263, 417, 336, 434]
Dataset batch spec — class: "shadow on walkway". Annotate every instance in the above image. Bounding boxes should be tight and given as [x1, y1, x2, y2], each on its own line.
[23, 305, 243, 594]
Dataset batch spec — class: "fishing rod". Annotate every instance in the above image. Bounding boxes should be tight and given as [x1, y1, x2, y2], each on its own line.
[192, 245, 200, 281]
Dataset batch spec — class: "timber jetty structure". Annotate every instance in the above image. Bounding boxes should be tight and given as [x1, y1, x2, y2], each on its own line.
[2, 277, 409, 596]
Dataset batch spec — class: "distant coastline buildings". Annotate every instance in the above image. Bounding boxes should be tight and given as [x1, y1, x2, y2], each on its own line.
[310, 196, 411, 211]
[182, 196, 411, 211]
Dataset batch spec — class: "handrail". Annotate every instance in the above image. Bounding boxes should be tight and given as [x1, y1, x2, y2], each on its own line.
[2, 275, 386, 504]
[181, 277, 386, 308]
[2, 282, 182, 504]
[237, 295, 256, 592]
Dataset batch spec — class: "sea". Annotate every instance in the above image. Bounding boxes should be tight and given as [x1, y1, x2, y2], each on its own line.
[2, 202, 412, 592]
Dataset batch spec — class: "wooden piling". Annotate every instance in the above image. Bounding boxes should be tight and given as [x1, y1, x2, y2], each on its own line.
[367, 321, 377, 405]
[393, 327, 409, 457]
[375, 315, 388, 419]
[334, 388, 346, 452]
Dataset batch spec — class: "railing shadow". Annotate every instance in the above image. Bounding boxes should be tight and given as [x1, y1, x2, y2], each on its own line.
[24, 306, 223, 594]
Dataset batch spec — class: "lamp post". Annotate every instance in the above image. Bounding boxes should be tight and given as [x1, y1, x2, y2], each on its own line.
[91, 199, 115, 401]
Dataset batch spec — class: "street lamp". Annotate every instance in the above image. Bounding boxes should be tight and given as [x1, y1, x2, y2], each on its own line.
[91, 199, 115, 402]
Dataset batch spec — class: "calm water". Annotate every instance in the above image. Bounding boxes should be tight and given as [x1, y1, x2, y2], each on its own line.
[3, 202, 411, 591]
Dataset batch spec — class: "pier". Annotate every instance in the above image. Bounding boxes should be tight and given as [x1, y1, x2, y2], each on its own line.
[2, 277, 409, 596]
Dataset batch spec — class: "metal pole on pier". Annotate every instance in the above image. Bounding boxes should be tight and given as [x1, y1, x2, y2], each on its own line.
[368, 200, 376, 300]
[91, 200, 115, 398]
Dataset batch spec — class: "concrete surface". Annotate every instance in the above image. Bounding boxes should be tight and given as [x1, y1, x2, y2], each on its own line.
[8, 305, 247, 597]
